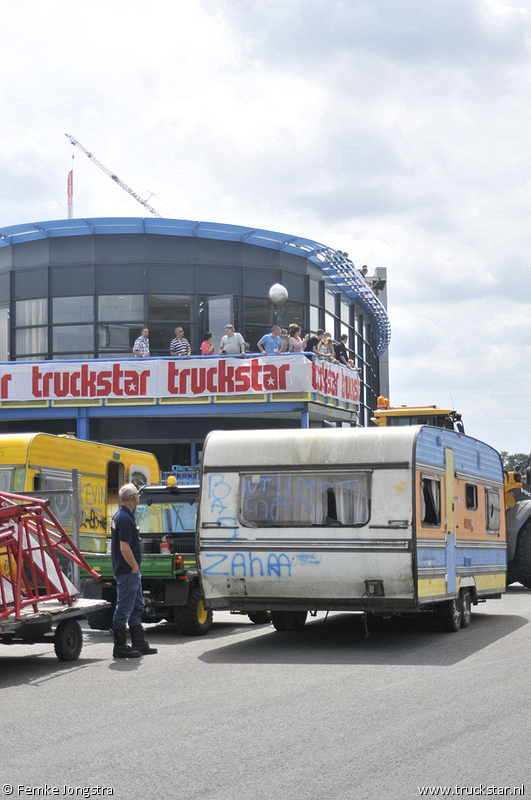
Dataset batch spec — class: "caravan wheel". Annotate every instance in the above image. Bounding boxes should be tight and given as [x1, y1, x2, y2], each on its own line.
[438, 598, 461, 632]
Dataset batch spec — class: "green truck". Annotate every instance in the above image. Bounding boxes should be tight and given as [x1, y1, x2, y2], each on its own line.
[82, 480, 270, 634]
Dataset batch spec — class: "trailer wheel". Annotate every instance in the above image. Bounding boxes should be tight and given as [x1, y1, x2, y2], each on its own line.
[513, 518, 531, 588]
[459, 589, 472, 628]
[247, 611, 272, 625]
[438, 598, 461, 632]
[293, 611, 308, 627]
[173, 586, 213, 636]
[54, 620, 83, 661]
[271, 611, 296, 631]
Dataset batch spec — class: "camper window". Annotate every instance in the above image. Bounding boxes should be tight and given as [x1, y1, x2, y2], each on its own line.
[239, 472, 370, 527]
[420, 476, 441, 527]
[465, 483, 478, 511]
[0, 469, 12, 493]
[485, 487, 501, 534]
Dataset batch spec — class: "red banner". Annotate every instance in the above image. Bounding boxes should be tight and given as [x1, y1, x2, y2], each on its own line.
[0, 356, 359, 405]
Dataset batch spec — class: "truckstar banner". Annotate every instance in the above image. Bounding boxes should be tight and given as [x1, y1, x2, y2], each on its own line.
[0, 355, 360, 405]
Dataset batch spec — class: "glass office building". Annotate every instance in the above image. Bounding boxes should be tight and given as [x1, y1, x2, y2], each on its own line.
[0, 218, 390, 468]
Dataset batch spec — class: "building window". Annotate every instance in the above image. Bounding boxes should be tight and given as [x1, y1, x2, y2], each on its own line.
[325, 287, 337, 316]
[53, 325, 94, 354]
[148, 295, 193, 320]
[98, 323, 141, 356]
[245, 297, 274, 326]
[98, 295, 143, 323]
[282, 300, 305, 330]
[53, 297, 94, 324]
[309, 306, 320, 332]
[0, 306, 9, 360]
[16, 298, 47, 326]
[324, 313, 335, 336]
[15, 327, 47, 357]
[309, 279, 321, 306]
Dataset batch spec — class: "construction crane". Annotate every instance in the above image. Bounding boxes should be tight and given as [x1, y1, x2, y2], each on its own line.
[65, 133, 164, 218]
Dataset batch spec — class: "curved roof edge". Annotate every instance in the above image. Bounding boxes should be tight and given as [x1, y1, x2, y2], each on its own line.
[0, 217, 391, 355]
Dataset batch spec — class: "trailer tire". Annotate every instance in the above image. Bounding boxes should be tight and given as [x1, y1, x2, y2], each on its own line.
[173, 586, 213, 636]
[247, 611, 272, 625]
[438, 598, 461, 632]
[512, 518, 531, 589]
[293, 611, 308, 627]
[459, 589, 472, 628]
[271, 611, 296, 631]
[54, 620, 83, 661]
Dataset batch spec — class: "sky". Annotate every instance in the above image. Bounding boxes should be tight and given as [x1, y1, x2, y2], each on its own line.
[1, 0, 530, 455]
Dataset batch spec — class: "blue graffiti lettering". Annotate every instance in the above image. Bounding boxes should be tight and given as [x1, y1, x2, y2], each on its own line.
[267, 553, 292, 577]
[208, 473, 232, 515]
[203, 553, 230, 575]
[203, 551, 291, 578]
[231, 552, 247, 575]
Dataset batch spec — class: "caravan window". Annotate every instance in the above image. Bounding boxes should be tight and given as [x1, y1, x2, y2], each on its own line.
[465, 483, 478, 510]
[420, 475, 441, 527]
[485, 487, 501, 534]
[239, 472, 370, 527]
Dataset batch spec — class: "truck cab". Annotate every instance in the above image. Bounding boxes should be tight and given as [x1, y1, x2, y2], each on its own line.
[372, 397, 465, 433]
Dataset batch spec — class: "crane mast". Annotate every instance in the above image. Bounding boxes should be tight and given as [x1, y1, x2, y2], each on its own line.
[65, 133, 163, 218]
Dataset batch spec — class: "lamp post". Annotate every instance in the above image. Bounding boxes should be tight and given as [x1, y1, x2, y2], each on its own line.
[268, 283, 288, 330]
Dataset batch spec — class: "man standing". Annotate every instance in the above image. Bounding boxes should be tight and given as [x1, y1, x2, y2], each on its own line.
[257, 325, 283, 355]
[133, 327, 150, 358]
[170, 327, 191, 357]
[219, 324, 245, 355]
[334, 334, 350, 366]
[111, 483, 157, 658]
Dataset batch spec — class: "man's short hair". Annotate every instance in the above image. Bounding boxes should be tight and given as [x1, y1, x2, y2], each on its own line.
[224, 324, 234, 330]
[175, 327, 184, 334]
[119, 483, 138, 503]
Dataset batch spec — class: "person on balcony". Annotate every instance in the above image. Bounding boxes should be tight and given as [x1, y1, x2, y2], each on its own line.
[288, 326, 308, 352]
[334, 334, 350, 366]
[133, 327, 150, 358]
[219, 324, 246, 355]
[201, 332, 215, 355]
[170, 327, 191, 357]
[257, 325, 283, 355]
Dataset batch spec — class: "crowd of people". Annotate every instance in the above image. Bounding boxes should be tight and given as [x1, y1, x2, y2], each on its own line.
[133, 324, 358, 369]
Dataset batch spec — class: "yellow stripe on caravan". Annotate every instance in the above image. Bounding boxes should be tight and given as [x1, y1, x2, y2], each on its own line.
[475, 574, 506, 592]
[417, 578, 447, 598]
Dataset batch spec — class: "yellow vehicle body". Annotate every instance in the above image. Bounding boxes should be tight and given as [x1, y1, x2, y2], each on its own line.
[372, 397, 464, 432]
[0, 433, 159, 553]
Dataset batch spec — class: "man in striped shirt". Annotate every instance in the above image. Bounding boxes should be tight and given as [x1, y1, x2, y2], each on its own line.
[133, 327, 150, 358]
[170, 327, 191, 357]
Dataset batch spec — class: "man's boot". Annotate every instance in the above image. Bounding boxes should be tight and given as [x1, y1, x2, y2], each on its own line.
[129, 624, 158, 655]
[113, 627, 142, 658]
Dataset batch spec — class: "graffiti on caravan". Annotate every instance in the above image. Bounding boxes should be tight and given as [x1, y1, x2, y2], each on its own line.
[202, 551, 292, 577]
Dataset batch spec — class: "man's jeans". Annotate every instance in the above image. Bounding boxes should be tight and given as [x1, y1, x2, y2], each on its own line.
[113, 572, 144, 629]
